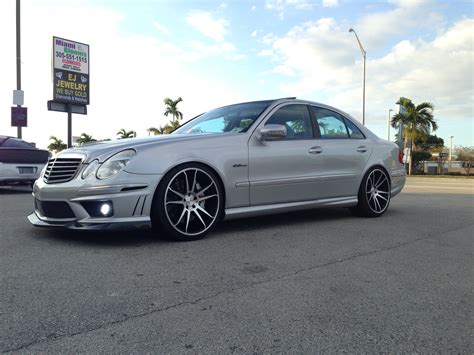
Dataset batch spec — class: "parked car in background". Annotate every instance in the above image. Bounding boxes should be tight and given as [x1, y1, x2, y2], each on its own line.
[0, 136, 49, 187]
[29, 98, 406, 240]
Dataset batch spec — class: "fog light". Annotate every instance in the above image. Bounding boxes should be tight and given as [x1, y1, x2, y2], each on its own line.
[100, 202, 112, 216]
[81, 200, 114, 218]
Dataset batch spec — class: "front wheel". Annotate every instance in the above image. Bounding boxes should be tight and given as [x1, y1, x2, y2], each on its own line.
[151, 164, 223, 241]
[352, 167, 391, 217]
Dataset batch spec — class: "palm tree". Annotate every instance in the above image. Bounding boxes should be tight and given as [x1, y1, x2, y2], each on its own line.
[76, 133, 96, 145]
[391, 98, 436, 175]
[47, 136, 67, 152]
[147, 126, 168, 136]
[164, 123, 176, 133]
[147, 127, 159, 136]
[164, 97, 183, 127]
[117, 129, 136, 139]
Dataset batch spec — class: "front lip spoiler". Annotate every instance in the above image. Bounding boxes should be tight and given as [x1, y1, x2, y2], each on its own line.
[27, 211, 151, 231]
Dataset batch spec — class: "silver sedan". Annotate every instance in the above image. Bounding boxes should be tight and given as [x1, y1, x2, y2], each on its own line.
[29, 98, 406, 240]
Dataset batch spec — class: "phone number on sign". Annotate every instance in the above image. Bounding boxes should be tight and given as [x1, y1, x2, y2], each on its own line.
[55, 51, 88, 64]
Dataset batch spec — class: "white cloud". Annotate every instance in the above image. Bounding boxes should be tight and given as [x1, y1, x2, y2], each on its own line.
[265, 0, 314, 18]
[251, 30, 258, 37]
[355, 0, 443, 49]
[260, 15, 474, 136]
[322, 0, 338, 7]
[251, 5, 257, 11]
[153, 21, 169, 35]
[188, 40, 244, 61]
[0, 1, 243, 148]
[388, 0, 431, 7]
[186, 11, 228, 42]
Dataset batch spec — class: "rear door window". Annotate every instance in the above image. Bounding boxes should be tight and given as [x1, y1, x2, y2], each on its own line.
[311, 107, 349, 139]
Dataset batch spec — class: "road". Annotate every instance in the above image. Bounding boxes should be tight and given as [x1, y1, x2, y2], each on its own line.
[1, 178, 473, 353]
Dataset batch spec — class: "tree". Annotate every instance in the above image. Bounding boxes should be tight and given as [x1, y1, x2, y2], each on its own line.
[411, 150, 432, 173]
[391, 99, 437, 175]
[456, 146, 474, 175]
[117, 129, 136, 139]
[47, 136, 67, 152]
[76, 133, 96, 145]
[163, 97, 183, 128]
[147, 126, 168, 136]
[415, 134, 444, 151]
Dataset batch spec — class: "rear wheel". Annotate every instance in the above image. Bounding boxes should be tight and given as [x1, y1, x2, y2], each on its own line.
[151, 164, 223, 241]
[353, 167, 391, 217]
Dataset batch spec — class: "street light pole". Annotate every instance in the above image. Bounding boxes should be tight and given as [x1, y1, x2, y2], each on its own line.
[349, 28, 366, 125]
[388, 109, 393, 141]
[16, 0, 22, 139]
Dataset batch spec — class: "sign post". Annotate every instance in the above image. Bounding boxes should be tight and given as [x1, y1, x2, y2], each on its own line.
[13, 0, 24, 138]
[49, 36, 89, 147]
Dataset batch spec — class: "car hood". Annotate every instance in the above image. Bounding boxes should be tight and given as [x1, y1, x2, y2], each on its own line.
[57, 133, 225, 162]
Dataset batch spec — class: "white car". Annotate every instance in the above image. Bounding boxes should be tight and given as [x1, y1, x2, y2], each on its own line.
[0, 136, 49, 187]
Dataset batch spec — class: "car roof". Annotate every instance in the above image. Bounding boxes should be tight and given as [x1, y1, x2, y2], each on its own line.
[0, 136, 11, 146]
[0, 136, 34, 148]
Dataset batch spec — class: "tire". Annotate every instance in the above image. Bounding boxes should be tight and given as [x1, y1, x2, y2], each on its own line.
[352, 167, 391, 217]
[151, 163, 224, 241]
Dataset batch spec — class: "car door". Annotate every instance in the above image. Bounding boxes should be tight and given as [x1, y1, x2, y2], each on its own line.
[248, 103, 327, 205]
[308, 106, 373, 198]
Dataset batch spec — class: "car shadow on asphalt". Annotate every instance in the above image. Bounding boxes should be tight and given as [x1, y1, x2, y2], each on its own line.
[215, 208, 352, 236]
[35, 227, 162, 247]
[34, 207, 353, 246]
[0, 186, 32, 194]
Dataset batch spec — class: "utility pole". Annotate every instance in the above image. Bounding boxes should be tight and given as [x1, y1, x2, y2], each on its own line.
[16, 0, 22, 139]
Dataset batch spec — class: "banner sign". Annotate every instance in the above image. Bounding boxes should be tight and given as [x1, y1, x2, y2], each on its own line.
[52, 37, 89, 105]
[11, 107, 27, 127]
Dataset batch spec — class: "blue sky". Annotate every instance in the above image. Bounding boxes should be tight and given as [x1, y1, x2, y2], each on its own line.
[0, 0, 472, 148]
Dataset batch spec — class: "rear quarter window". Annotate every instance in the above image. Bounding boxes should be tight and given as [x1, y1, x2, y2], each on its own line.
[344, 118, 366, 139]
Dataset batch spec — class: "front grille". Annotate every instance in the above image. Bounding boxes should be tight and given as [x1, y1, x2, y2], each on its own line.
[35, 199, 75, 218]
[43, 157, 83, 183]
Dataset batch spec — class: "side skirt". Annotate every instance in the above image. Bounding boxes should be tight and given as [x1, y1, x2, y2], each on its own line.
[224, 196, 358, 220]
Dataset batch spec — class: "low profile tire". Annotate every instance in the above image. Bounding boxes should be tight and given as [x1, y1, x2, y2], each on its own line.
[151, 163, 224, 241]
[352, 167, 391, 218]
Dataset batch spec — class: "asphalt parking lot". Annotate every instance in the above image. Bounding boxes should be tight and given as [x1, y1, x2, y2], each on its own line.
[1, 178, 473, 353]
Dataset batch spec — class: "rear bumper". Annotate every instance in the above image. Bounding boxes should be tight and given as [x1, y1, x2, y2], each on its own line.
[391, 169, 406, 198]
[0, 162, 44, 185]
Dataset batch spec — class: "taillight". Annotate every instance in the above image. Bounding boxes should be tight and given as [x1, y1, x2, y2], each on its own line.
[398, 149, 404, 164]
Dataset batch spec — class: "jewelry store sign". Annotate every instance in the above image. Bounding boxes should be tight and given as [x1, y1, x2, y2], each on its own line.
[52, 37, 89, 105]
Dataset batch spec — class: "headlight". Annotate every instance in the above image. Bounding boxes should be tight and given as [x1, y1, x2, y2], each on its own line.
[81, 160, 99, 179]
[96, 149, 135, 180]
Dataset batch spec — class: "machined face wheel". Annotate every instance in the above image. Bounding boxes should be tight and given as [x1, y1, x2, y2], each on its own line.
[365, 168, 390, 214]
[164, 168, 220, 237]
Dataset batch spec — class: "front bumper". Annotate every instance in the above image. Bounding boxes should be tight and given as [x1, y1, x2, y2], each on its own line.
[28, 171, 162, 230]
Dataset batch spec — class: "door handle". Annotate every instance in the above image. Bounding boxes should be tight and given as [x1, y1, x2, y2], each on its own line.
[357, 146, 367, 153]
[309, 146, 323, 154]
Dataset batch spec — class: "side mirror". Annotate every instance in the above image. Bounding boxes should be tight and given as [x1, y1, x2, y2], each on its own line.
[257, 124, 287, 141]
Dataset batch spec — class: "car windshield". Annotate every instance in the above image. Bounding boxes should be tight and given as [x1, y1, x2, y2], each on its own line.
[174, 101, 272, 134]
